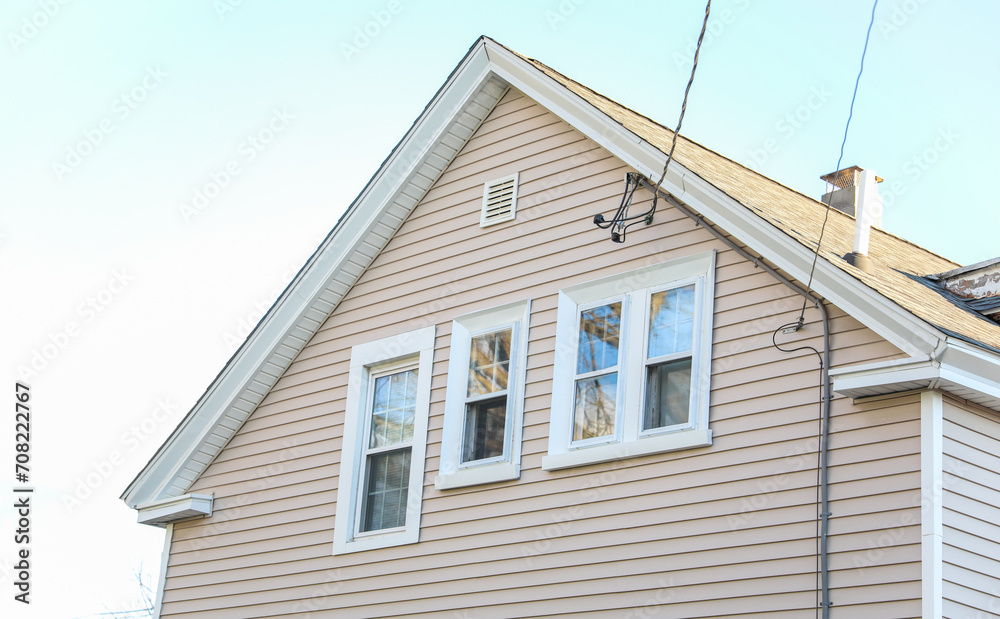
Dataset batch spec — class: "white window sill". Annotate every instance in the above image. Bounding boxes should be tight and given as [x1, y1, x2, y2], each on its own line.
[434, 461, 519, 490]
[541, 427, 712, 471]
[334, 526, 419, 555]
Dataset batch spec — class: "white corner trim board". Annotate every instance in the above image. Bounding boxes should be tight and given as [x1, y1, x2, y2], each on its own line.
[920, 390, 944, 619]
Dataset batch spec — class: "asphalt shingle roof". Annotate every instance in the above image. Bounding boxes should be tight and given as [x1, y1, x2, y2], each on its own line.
[515, 49, 1000, 352]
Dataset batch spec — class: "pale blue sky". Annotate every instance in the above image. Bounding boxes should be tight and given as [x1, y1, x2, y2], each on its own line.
[2, 1, 996, 617]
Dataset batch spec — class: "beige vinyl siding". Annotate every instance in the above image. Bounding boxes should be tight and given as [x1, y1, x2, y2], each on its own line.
[162, 89, 918, 617]
[942, 397, 1000, 618]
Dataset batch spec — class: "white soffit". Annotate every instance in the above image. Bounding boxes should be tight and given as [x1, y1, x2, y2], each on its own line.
[831, 339, 1000, 412]
[136, 493, 213, 527]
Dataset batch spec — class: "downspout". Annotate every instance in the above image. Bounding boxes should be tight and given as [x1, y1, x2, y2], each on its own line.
[638, 178, 834, 616]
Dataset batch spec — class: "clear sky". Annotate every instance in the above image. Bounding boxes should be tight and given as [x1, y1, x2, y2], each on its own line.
[1, 1, 997, 617]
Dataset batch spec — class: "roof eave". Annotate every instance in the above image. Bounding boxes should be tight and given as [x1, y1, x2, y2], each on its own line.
[831, 338, 1000, 412]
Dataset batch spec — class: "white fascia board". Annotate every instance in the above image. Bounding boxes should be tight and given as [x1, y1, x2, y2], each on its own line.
[938, 339, 1000, 397]
[136, 493, 213, 527]
[831, 357, 938, 396]
[832, 339, 1000, 411]
[484, 40, 941, 358]
[124, 42, 502, 509]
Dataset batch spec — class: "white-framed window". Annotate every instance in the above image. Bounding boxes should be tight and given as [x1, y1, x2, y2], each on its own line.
[333, 326, 434, 554]
[435, 300, 530, 490]
[543, 251, 716, 470]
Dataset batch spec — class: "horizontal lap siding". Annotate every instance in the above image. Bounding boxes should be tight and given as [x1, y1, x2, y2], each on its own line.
[165, 89, 914, 617]
[942, 398, 1000, 617]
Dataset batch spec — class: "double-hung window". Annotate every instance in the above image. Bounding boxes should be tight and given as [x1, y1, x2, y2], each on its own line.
[544, 251, 715, 470]
[436, 300, 530, 489]
[572, 301, 625, 443]
[359, 365, 417, 533]
[463, 327, 512, 462]
[333, 326, 434, 554]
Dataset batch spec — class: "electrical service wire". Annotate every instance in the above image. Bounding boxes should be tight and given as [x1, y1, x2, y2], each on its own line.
[797, 0, 880, 323]
[772, 320, 825, 617]
[593, 0, 711, 243]
[772, 3, 880, 616]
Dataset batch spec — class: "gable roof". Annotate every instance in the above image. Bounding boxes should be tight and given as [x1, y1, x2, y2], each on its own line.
[122, 36, 1000, 512]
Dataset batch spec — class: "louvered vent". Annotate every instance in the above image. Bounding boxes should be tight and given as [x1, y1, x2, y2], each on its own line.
[480, 173, 518, 227]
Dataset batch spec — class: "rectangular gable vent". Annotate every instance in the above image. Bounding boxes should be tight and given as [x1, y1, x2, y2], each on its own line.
[480, 173, 518, 227]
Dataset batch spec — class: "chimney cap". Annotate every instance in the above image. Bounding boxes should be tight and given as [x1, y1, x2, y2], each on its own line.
[821, 166, 883, 188]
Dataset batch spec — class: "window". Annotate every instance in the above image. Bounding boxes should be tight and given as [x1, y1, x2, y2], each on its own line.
[360, 366, 416, 532]
[436, 300, 530, 490]
[464, 328, 511, 462]
[543, 251, 715, 470]
[333, 326, 434, 554]
[573, 301, 624, 443]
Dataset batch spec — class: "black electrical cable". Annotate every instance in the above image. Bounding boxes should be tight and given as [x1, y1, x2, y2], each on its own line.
[653, 0, 711, 197]
[593, 0, 711, 243]
[772, 321, 825, 619]
[593, 173, 644, 242]
[772, 322, 823, 364]
[798, 0, 879, 322]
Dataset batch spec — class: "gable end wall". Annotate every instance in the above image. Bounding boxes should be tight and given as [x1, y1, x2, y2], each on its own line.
[160, 89, 923, 618]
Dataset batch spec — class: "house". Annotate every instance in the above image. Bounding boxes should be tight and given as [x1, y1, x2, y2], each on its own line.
[122, 37, 1000, 618]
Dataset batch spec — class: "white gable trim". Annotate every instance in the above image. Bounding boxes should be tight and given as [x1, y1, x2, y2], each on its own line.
[124, 36, 984, 511]
[122, 39, 509, 509]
